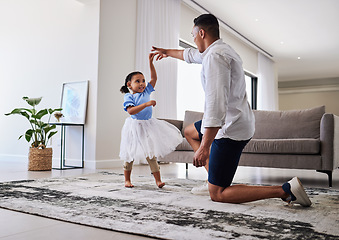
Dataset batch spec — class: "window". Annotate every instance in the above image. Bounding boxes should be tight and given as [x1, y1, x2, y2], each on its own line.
[177, 54, 204, 120]
[177, 40, 257, 120]
[245, 72, 257, 109]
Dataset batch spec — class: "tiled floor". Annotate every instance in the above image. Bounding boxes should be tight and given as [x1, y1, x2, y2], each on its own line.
[0, 159, 338, 240]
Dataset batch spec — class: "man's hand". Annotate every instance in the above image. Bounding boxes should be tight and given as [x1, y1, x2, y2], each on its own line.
[193, 127, 220, 168]
[151, 46, 168, 61]
[151, 46, 184, 61]
[193, 145, 210, 167]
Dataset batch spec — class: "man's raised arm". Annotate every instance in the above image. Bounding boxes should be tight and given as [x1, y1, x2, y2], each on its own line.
[151, 46, 184, 61]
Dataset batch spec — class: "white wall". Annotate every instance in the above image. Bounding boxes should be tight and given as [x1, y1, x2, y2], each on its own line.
[279, 80, 339, 115]
[95, 0, 137, 167]
[0, 0, 100, 164]
[279, 90, 339, 115]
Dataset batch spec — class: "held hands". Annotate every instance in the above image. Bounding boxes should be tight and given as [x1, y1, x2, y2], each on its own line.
[151, 46, 168, 61]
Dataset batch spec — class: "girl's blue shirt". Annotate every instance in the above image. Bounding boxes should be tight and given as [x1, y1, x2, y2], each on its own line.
[123, 83, 155, 120]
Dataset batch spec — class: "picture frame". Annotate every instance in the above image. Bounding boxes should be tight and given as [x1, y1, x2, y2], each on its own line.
[60, 81, 89, 124]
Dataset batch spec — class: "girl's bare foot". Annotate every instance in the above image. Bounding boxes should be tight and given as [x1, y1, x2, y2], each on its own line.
[153, 171, 165, 188]
[125, 181, 134, 188]
[157, 181, 165, 188]
[124, 170, 134, 188]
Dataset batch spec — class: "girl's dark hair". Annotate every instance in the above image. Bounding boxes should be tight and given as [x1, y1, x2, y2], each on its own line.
[120, 71, 143, 94]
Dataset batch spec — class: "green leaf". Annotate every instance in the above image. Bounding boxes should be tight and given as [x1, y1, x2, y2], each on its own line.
[20, 108, 33, 114]
[5, 109, 31, 121]
[43, 125, 56, 134]
[25, 129, 34, 142]
[20, 111, 30, 120]
[35, 109, 48, 119]
[25, 97, 42, 107]
[5, 108, 22, 116]
[5, 108, 30, 115]
[48, 131, 57, 140]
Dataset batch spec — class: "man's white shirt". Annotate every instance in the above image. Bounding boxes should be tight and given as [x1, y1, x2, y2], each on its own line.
[183, 39, 255, 140]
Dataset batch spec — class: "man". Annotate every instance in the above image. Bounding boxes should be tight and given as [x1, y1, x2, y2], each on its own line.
[152, 14, 311, 206]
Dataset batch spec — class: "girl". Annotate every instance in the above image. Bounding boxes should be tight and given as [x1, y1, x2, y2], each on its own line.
[119, 53, 183, 188]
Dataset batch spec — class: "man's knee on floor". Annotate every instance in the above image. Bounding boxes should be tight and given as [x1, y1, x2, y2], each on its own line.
[209, 190, 223, 202]
[209, 185, 231, 203]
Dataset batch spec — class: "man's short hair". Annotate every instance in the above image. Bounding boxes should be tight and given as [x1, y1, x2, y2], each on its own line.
[193, 14, 220, 38]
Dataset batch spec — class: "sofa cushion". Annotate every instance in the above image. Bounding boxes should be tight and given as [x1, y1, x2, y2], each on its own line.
[243, 138, 320, 154]
[175, 138, 194, 151]
[253, 106, 325, 139]
[182, 110, 204, 136]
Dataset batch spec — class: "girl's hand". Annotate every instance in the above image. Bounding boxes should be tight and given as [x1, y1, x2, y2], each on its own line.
[146, 100, 156, 107]
[151, 46, 168, 61]
[149, 52, 156, 63]
[127, 100, 156, 115]
[149, 52, 157, 88]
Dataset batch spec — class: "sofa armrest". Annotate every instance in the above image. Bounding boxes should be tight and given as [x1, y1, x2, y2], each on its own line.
[320, 113, 339, 170]
[334, 114, 339, 169]
[158, 118, 183, 133]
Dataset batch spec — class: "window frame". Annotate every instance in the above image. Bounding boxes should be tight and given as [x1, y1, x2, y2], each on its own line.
[245, 71, 258, 110]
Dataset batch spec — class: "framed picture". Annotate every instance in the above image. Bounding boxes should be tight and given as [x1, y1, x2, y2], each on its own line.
[60, 81, 89, 124]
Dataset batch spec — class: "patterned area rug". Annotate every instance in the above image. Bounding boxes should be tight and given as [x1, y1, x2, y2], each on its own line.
[0, 172, 338, 240]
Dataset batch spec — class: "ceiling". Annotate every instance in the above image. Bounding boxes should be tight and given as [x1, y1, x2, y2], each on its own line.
[189, 0, 339, 82]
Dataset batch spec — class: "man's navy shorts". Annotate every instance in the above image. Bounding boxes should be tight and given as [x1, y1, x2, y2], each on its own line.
[194, 120, 250, 188]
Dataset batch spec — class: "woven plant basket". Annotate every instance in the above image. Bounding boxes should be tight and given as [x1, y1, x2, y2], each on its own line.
[28, 147, 53, 171]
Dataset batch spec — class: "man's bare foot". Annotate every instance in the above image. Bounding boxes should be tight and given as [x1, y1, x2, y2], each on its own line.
[157, 181, 165, 188]
[125, 181, 134, 188]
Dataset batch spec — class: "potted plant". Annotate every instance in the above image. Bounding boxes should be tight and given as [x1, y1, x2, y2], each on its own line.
[5, 97, 62, 171]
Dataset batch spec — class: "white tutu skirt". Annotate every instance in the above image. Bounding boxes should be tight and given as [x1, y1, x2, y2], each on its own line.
[119, 117, 183, 164]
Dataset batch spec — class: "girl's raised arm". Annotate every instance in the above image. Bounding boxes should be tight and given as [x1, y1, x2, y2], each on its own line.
[149, 53, 157, 88]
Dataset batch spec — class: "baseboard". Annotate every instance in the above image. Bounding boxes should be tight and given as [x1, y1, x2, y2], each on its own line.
[0, 154, 27, 163]
[53, 158, 123, 169]
[94, 159, 124, 169]
[0, 154, 123, 170]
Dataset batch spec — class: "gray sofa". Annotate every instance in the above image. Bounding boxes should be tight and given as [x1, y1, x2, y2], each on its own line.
[158, 106, 339, 187]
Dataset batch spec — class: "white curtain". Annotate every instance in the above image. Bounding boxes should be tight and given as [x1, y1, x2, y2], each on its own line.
[135, 0, 181, 119]
[257, 52, 279, 110]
